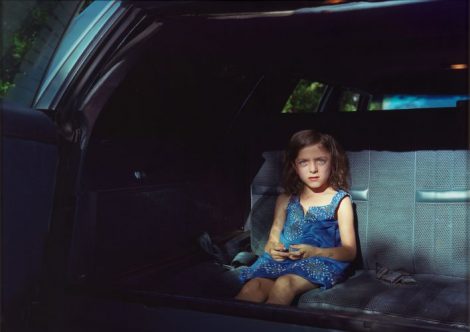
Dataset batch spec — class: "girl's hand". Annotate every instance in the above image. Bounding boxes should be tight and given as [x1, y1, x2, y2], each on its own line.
[288, 244, 319, 260]
[266, 242, 289, 261]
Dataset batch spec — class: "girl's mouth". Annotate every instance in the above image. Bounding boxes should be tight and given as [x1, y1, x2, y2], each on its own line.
[308, 177, 319, 181]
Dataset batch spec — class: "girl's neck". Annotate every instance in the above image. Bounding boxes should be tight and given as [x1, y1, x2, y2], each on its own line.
[299, 186, 336, 208]
[300, 185, 334, 198]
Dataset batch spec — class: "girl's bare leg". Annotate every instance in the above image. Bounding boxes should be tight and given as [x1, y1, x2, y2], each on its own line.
[235, 278, 275, 303]
[266, 274, 318, 305]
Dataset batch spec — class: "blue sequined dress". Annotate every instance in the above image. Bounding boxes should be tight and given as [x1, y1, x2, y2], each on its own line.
[239, 190, 351, 289]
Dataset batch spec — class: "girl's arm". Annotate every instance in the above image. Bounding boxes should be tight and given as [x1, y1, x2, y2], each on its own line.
[264, 194, 290, 261]
[290, 196, 357, 262]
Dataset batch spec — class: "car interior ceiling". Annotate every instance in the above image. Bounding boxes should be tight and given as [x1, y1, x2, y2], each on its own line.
[145, 0, 468, 93]
[67, 3, 469, 330]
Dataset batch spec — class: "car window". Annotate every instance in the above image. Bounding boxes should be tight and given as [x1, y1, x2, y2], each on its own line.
[338, 89, 361, 112]
[34, 0, 122, 110]
[1, 1, 81, 107]
[280, 79, 469, 113]
[368, 94, 470, 110]
[1, 1, 122, 110]
[281, 79, 327, 113]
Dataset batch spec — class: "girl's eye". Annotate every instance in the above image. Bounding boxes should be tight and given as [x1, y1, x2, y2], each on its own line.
[317, 159, 326, 165]
[297, 160, 308, 167]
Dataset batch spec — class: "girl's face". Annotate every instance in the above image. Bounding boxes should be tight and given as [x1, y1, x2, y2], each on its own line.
[294, 143, 332, 192]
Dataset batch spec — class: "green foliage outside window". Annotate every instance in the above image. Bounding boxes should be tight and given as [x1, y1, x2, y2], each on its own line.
[339, 90, 359, 112]
[368, 101, 382, 111]
[282, 80, 326, 113]
[0, 2, 56, 98]
[12, 34, 29, 60]
[0, 80, 15, 96]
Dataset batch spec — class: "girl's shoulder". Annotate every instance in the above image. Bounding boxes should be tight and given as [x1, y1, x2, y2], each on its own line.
[276, 193, 292, 209]
[323, 187, 348, 201]
[334, 189, 350, 198]
[331, 189, 352, 208]
[331, 189, 352, 207]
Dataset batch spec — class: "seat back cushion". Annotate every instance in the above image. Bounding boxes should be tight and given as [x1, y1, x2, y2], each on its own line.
[247, 150, 469, 277]
[247, 151, 283, 256]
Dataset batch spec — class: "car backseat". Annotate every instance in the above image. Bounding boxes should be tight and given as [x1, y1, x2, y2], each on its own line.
[242, 110, 469, 330]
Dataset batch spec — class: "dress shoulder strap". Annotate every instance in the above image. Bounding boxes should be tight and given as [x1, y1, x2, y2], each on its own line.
[287, 194, 299, 208]
[330, 190, 350, 210]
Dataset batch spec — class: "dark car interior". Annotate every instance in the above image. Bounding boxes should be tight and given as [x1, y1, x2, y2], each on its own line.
[57, 1, 469, 331]
[3, 1, 468, 332]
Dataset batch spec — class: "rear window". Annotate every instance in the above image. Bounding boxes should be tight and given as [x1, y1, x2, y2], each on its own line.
[281, 79, 327, 113]
[280, 78, 469, 113]
[368, 95, 469, 110]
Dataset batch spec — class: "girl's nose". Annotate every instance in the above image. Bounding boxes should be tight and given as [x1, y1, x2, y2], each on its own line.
[309, 162, 318, 173]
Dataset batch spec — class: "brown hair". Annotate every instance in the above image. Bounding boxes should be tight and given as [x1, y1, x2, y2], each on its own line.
[282, 129, 350, 195]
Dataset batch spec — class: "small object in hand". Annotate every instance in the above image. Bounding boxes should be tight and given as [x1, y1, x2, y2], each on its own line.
[276, 248, 288, 252]
[288, 246, 299, 252]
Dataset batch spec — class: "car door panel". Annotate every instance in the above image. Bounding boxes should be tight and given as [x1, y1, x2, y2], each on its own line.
[2, 102, 58, 329]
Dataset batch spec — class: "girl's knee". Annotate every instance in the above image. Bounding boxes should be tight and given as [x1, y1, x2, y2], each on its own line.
[273, 274, 314, 293]
[238, 278, 263, 295]
[248, 278, 262, 289]
[273, 275, 295, 289]
[236, 278, 271, 303]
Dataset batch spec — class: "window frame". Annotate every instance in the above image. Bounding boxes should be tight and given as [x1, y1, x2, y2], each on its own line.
[33, 0, 124, 111]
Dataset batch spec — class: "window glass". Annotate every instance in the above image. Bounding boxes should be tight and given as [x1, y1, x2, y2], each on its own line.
[338, 90, 360, 112]
[281, 79, 327, 113]
[368, 95, 470, 110]
[34, 1, 121, 109]
[1, 1, 80, 107]
[78, 0, 93, 14]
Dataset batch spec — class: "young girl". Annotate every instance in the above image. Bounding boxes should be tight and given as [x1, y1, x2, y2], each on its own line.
[235, 129, 356, 305]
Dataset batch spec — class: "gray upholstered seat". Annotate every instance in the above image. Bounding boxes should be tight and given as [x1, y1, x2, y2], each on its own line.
[246, 149, 469, 329]
[299, 271, 468, 328]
